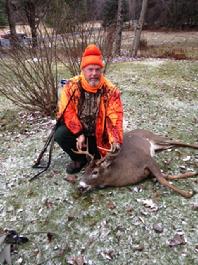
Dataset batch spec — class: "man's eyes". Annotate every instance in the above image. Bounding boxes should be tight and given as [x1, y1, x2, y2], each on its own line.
[88, 69, 101, 72]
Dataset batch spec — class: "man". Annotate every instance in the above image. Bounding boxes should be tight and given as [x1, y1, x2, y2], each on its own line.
[55, 44, 123, 174]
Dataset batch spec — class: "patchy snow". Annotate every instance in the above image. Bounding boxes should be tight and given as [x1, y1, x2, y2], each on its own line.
[137, 58, 167, 67]
[0, 59, 198, 265]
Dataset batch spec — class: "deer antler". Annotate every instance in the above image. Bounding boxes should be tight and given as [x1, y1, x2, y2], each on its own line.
[97, 144, 120, 156]
[96, 144, 120, 166]
[72, 139, 94, 161]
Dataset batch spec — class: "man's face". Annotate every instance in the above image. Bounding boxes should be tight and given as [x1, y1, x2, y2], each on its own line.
[82, 65, 102, 86]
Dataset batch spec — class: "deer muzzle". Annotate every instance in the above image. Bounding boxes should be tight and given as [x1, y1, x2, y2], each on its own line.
[78, 181, 92, 193]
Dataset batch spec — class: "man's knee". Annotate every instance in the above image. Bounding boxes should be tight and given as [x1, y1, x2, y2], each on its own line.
[54, 124, 77, 149]
[54, 124, 68, 143]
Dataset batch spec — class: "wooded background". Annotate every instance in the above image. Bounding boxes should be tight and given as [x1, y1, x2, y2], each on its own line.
[0, 0, 198, 29]
[0, 0, 197, 115]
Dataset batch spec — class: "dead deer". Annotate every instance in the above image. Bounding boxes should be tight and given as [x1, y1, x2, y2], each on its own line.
[77, 129, 198, 198]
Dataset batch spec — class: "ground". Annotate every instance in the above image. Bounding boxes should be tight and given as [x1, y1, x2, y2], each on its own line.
[0, 58, 198, 265]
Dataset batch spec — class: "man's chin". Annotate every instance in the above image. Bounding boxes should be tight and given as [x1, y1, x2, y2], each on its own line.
[89, 80, 99, 86]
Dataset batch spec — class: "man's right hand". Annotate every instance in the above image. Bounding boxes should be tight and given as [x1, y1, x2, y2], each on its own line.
[76, 134, 86, 150]
[111, 142, 121, 153]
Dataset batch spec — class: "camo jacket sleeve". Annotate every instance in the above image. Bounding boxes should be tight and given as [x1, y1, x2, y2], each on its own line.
[57, 80, 83, 136]
[105, 87, 123, 144]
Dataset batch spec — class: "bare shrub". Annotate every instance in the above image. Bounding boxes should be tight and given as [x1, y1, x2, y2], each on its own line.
[0, 21, 115, 116]
[54, 21, 115, 75]
[0, 25, 59, 116]
[47, 0, 116, 75]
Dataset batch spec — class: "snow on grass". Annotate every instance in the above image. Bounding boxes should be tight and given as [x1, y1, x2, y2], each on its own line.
[0, 59, 198, 265]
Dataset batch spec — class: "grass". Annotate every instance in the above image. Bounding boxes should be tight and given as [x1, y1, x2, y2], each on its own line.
[0, 58, 198, 265]
[122, 30, 198, 59]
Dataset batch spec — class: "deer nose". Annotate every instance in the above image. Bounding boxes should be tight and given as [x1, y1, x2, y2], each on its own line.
[78, 181, 91, 193]
[78, 185, 86, 193]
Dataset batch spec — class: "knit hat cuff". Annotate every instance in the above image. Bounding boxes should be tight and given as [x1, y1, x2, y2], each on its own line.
[81, 55, 104, 69]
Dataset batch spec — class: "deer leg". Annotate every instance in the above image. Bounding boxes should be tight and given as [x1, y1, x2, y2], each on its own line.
[165, 172, 198, 180]
[148, 161, 194, 198]
[155, 174, 194, 198]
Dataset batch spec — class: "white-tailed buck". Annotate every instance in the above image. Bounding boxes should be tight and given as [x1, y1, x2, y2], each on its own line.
[77, 129, 198, 198]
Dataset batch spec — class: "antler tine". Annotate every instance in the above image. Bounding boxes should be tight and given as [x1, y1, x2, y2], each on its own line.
[97, 144, 120, 156]
[72, 139, 94, 161]
[95, 144, 120, 166]
[96, 144, 120, 166]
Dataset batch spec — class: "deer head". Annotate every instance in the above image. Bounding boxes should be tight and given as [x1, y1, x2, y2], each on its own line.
[78, 145, 120, 192]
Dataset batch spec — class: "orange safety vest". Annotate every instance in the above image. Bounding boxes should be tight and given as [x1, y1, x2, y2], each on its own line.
[57, 75, 123, 156]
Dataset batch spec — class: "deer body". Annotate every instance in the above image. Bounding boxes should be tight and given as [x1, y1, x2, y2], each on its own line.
[79, 129, 198, 198]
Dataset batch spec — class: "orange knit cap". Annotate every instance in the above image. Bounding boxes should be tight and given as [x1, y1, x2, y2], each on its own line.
[80, 44, 104, 69]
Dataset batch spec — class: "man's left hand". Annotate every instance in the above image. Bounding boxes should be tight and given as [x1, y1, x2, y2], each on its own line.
[76, 134, 86, 150]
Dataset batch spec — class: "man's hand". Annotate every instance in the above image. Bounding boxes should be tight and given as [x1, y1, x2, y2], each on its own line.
[76, 134, 86, 150]
[111, 142, 121, 153]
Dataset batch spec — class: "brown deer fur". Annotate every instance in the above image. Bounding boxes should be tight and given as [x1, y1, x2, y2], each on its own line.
[78, 129, 198, 198]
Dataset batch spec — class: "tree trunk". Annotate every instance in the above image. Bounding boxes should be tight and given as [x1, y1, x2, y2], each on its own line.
[131, 0, 148, 57]
[128, 0, 137, 19]
[115, 0, 123, 55]
[24, 1, 38, 47]
[5, 0, 18, 46]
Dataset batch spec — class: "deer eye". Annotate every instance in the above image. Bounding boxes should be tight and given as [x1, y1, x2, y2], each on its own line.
[91, 170, 98, 179]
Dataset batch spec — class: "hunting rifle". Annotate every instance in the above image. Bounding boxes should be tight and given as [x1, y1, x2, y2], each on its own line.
[29, 86, 76, 182]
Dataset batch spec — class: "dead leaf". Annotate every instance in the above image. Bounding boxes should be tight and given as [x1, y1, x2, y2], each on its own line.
[133, 244, 144, 251]
[153, 223, 164, 233]
[195, 245, 198, 253]
[191, 203, 198, 211]
[67, 255, 85, 265]
[67, 215, 76, 222]
[47, 232, 53, 243]
[137, 199, 159, 212]
[182, 156, 191, 161]
[64, 174, 78, 184]
[106, 201, 116, 210]
[126, 206, 133, 214]
[100, 249, 115, 260]
[168, 233, 186, 247]
[44, 199, 53, 208]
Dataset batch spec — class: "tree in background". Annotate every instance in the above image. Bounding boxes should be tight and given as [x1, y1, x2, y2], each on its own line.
[165, 0, 198, 28]
[102, 0, 129, 28]
[18, 0, 51, 47]
[143, 0, 198, 28]
[5, 0, 18, 45]
[131, 0, 148, 57]
[0, 0, 115, 116]
[0, 0, 7, 26]
[126, 0, 198, 29]
[1, 0, 197, 115]
[115, 0, 124, 55]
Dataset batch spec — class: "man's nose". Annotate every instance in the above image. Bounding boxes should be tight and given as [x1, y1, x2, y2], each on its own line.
[92, 70, 97, 75]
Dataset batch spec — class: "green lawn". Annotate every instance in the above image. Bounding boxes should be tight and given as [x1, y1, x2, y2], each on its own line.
[0, 59, 198, 265]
